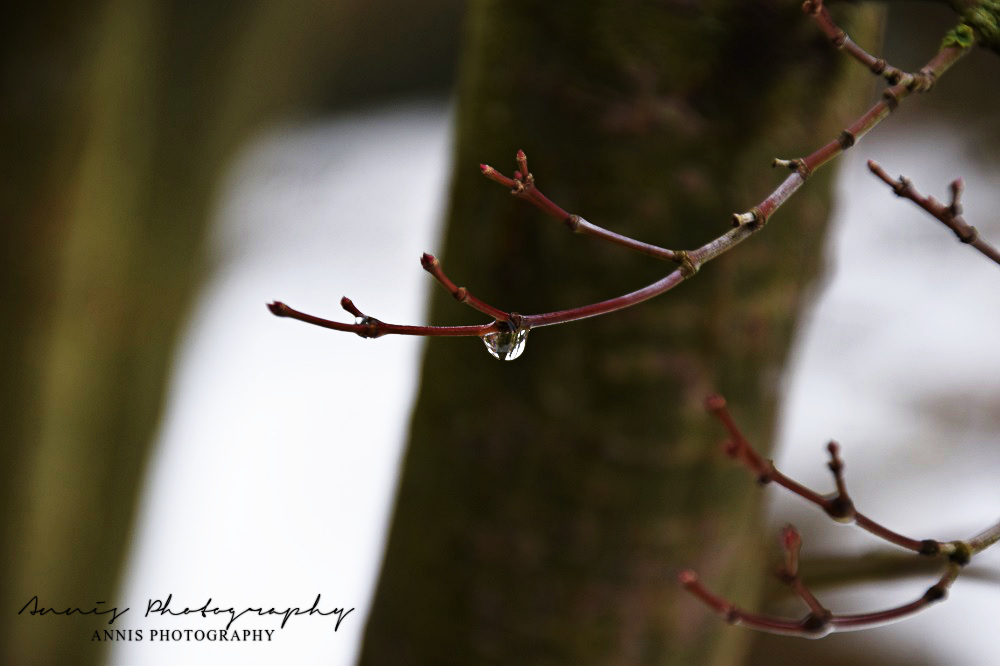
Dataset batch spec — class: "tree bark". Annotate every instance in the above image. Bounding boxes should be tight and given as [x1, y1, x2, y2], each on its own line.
[361, 2, 880, 664]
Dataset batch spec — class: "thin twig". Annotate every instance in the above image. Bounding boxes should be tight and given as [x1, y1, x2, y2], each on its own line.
[778, 525, 832, 624]
[804, 0, 915, 86]
[420, 253, 512, 321]
[267, 299, 496, 339]
[968, 520, 1000, 554]
[481, 152, 680, 262]
[705, 395, 930, 554]
[868, 160, 1000, 265]
[681, 559, 962, 637]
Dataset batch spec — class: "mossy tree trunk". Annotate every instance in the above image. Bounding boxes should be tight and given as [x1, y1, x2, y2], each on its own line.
[361, 2, 879, 664]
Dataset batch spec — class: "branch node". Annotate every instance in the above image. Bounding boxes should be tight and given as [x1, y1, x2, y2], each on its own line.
[732, 208, 766, 229]
[923, 583, 948, 603]
[893, 176, 911, 197]
[675, 250, 699, 277]
[824, 495, 856, 522]
[356, 316, 384, 339]
[837, 130, 856, 150]
[919, 539, 941, 556]
[801, 612, 833, 634]
[773, 158, 811, 178]
[948, 541, 972, 566]
[958, 225, 979, 244]
[881, 88, 901, 111]
[911, 68, 937, 92]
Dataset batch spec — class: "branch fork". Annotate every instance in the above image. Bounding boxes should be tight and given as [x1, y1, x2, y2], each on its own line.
[681, 394, 997, 637]
[268, 0, 978, 346]
[868, 160, 1000, 265]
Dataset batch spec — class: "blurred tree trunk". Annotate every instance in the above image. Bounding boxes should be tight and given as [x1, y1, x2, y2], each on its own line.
[361, 1, 879, 664]
[0, 1, 461, 664]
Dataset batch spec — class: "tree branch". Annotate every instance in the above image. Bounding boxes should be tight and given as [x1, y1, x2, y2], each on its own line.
[268, 6, 974, 349]
[267, 299, 495, 339]
[867, 160, 1000, 265]
[481, 153, 680, 262]
[680, 394, 999, 637]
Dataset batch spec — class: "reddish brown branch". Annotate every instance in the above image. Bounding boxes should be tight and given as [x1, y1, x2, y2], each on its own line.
[681, 555, 962, 637]
[480, 153, 679, 262]
[679, 568, 834, 637]
[755, 42, 968, 226]
[269, 10, 972, 350]
[267, 299, 495, 339]
[778, 525, 831, 622]
[868, 160, 1000, 265]
[420, 253, 512, 321]
[684, 394, 1000, 637]
[804, 0, 914, 86]
[831, 564, 961, 630]
[704, 395, 928, 553]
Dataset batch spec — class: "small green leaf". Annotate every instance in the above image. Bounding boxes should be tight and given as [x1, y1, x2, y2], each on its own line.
[941, 23, 975, 49]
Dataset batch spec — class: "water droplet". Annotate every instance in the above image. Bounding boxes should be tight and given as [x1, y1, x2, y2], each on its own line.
[481, 322, 529, 361]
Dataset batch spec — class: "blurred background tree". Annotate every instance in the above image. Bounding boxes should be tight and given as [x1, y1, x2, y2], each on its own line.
[0, 1, 462, 664]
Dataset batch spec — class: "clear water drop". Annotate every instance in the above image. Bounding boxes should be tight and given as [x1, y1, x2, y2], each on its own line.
[481, 322, 529, 361]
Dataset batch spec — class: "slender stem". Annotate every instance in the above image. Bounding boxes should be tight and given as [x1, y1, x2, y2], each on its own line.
[680, 570, 833, 637]
[804, 0, 913, 85]
[682, 540, 962, 636]
[705, 394, 937, 554]
[868, 160, 1000, 265]
[829, 564, 960, 631]
[853, 515, 927, 554]
[267, 301, 495, 338]
[572, 216, 681, 261]
[968, 520, 1000, 555]
[523, 269, 686, 327]
[481, 156, 679, 261]
[767, 468, 835, 511]
[779, 525, 832, 621]
[420, 253, 512, 321]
